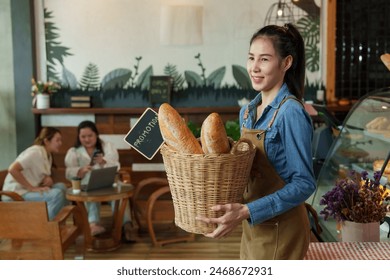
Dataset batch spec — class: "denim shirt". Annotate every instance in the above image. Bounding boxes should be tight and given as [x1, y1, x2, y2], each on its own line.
[239, 83, 316, 225]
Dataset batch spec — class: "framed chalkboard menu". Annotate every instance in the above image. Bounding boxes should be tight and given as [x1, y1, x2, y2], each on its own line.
[149, 76, 172, 105]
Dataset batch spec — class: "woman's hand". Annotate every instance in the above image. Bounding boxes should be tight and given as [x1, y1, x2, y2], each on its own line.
[77, 165, 92, 178]
[196, 203, 250, 239]
[30, 186, 51, 192]
[92, 153, 106, 167]
[40, 175, 53, 187]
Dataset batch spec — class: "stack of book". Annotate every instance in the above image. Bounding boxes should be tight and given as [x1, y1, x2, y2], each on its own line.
[70, 96, 91, 108]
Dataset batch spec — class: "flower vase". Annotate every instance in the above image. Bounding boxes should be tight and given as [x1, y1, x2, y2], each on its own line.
[341, 221, 380, 242]
[36, 94, 50, 109]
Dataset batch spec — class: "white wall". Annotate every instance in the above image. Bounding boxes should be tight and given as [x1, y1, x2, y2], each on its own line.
[43, 0, 321, 87]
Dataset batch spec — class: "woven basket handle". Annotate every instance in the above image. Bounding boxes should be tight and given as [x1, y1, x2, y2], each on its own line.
[230, 138, 253, 155]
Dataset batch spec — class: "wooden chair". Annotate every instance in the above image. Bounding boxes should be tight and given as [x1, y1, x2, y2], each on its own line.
[0, 191, 85, 260]
[132, 177, 194, 247]
[0, 169, 7, 195]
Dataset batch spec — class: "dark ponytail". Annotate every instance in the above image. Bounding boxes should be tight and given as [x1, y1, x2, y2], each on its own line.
[249, 23, 306, 100]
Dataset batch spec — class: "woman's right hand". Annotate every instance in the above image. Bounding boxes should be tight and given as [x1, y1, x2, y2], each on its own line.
[30, 186, 51, 192]
[77, 165, 92, 178]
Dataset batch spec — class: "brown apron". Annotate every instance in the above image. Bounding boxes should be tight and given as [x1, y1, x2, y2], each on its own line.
[240, 97, 310, 260]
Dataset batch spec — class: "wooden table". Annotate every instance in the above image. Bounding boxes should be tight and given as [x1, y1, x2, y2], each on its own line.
[305, 242, 390, 260]
[66, 185, 133, 252]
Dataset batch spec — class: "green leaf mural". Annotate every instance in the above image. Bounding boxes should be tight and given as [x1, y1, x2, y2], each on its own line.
[101, 68, 132, 90]
[136, 65, 154, 90]
[296, 16, 320, 73]
[44, 8, 73, 82]
[232, 65, 251, 89]
[164, 64, 185, 91]
[185, 53, 226, 88]
[79, 63, 100, 91]
[61, 66, 78, 90]
[206, 66, 226, 88]
[184, 70, 203, 87]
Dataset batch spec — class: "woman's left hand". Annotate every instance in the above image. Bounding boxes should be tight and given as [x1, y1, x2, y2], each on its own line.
[196, 203, 250, 239]
[92, 153, 106, 166]
[41, 175, 53, 188]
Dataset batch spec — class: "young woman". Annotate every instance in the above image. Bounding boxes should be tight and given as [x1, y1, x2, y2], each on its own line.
[2, 127, 68, 220]
[64, 120, 133, 240]
[196, 23, 316, 259]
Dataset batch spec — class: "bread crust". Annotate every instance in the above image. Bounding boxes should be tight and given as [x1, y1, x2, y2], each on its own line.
[366, 117, 390, 130]
[380, 53, 390, 72]
[201, 113, 230, 154]
[158, 103, 203, 154]
[373, 159, 390, 175]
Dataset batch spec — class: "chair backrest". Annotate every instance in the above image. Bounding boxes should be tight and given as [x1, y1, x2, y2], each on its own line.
[132, 177, 174, 229]
[132, 177, 194, 246]
[0, 201, 64, 259]
[0, 169, 7, 190]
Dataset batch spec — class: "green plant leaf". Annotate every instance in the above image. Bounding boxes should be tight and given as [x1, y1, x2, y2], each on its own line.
[296, 16, 320, 73]
[225, 119, 240, 141]
[206, 66, 226, 88]
[164, 63, 185, 91]
[187, 121, 201, 138]
[232, 65, 251, 89]
[101, 68, 132, 90]
[136, 65, 153, 90]
[184, 70, 203, 87]
[79, 63, 100, 91]
[61, 66, 78, 90]
[44, 8, 73, 83]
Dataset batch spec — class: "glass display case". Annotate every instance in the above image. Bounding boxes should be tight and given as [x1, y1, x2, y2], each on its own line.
[310, 87, 390, 242]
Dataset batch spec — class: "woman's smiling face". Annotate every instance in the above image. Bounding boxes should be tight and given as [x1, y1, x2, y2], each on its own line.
[246, 36, 287, 95]
[78, 127, 97, 149]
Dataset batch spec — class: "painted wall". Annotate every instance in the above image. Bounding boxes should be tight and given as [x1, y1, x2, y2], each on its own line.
[0, 0, 35, 169]
[0, 0, 16, 169]
[42, 0, 323, 95]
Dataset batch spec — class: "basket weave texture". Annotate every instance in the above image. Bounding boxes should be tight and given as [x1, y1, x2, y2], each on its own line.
[160, 138, 256, 234]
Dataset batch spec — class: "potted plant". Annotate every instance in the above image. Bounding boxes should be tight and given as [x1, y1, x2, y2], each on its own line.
[31, 78, 60, 109]
[320, 169, 389, 241]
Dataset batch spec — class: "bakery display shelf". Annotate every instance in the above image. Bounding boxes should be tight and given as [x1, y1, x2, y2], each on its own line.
[363, 130, 390, 143]
[311, 88, 390, 242]
[351, 163, 388, 187]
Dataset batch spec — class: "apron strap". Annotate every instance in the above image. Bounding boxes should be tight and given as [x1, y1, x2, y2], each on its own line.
[267, 96, 303, 128]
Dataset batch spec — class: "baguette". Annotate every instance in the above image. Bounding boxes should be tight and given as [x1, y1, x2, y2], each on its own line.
[201, 113, 230, 154]
[158, 103, 203, 154]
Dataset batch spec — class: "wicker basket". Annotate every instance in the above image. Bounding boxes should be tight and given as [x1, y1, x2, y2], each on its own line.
[160, 138, 256, 234]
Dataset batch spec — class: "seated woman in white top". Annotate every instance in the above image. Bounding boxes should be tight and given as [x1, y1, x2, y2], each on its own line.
[64, 120, 133, 240]
[2, 127, 68, 220]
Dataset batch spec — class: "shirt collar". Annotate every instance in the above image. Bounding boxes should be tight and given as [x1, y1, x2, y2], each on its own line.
[247, 83, 291, 111]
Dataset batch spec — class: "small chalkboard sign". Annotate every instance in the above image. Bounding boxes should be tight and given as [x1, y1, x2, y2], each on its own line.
[149, 76, 171, 105]
[123, 108, 164, 160]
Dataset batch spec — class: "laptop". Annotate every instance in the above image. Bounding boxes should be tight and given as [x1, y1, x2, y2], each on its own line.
[81, 166, 118, 192]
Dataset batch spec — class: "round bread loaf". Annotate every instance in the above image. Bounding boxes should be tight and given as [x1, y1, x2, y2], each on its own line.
[366, 117, 390, 130]
[201, 112, 230, 154]
[158, 103, 203, 154]
[373, 159, 390, 175]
